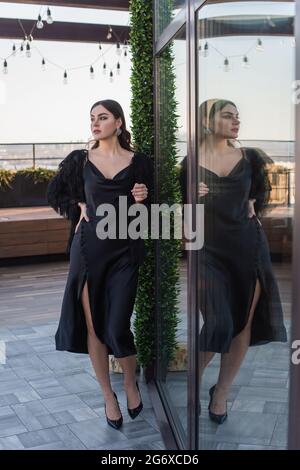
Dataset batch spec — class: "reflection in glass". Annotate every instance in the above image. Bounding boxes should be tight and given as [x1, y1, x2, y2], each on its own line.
[155, 0, 186, 38]
[196, 1, 294, 450]
[156, 27, 188, 443]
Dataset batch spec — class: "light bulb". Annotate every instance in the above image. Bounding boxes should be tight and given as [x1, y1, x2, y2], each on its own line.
[117, 62, 121, 75]
[256, 38, 264, 52]
[37, 14, 43, 29]
[3, 60, 8, 74]
[42, 58, 46, 71]
[46, 8, 53, 24]
[223, 57, 230, 72]
[90, 66, 94, 79]
[103, 62, 107, 75]
[242, 56, 249, 68]
[12, 44, 16, 56]
[63, 70, 68, 84]
[26, 43, 31, 58]
[109, 70, 113, 82]
[203, 42, 209, 57]
[116, 42, 121, 56]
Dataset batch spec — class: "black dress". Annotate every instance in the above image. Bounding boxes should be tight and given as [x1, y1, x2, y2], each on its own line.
[55, 152, 140, 357]
[180, 147, 287, 353]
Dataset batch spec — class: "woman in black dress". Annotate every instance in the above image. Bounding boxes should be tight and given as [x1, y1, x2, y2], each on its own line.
[180, 99, 287, 424]
[47, 100, 153, 429]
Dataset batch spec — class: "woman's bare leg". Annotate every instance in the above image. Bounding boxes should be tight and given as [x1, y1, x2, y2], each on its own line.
[118, 355, 141, 409]
[81, 281, 121, 420]
[210, 279, 262, 414]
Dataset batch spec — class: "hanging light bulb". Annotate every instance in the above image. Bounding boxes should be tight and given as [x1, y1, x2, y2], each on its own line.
[63, 70, 68, 84]
[256, 38, 264, 52]
[223, 57, 230, 72]
[28, 34, 33, 42]
[109, 70, 114, 82]
[12, 44, 16, 56]
[99, 43, 102, 51]
[90, 65, 95, 79]
[41, 58, 46, 71]
[26, 42, 31, 58]
[37, 14, 44, 29]
[46, 7, 53, 24]
[107, 26, 112, 40]
[102, 62, 107, 75]
[116, 42, 121, 56]
[20, 43, 24, 57]
[3, 59, 8, 74]
[203, 42, 209, 57]
[242, 55, 250, 68]
[116, 62, 121, 75]
[124, 49, 128, 58]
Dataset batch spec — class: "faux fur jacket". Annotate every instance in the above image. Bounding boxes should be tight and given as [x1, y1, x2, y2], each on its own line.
[46, 149, 154, 265]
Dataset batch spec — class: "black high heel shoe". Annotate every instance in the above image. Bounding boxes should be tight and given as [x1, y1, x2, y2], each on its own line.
[208, 385, 228, 425]
[105, 392, 123, 430]
[127, 381, 143, 419]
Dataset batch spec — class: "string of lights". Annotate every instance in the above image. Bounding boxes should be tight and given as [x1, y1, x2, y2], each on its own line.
[199, 36, 295, 72]
[1, 6, 131, 83]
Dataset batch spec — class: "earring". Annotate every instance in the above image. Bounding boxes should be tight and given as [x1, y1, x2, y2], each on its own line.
[203, 126, 213, 135]
[116, 128, 122, 136]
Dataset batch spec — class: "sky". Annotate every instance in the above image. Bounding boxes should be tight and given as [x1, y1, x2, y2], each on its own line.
[0, 1, 296, 145]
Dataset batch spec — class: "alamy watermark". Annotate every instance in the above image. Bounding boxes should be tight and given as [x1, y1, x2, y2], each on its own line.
[93, 196, 204, 250]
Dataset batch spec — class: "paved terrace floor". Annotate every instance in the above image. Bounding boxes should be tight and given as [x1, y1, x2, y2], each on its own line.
[0, 261, 165, 450]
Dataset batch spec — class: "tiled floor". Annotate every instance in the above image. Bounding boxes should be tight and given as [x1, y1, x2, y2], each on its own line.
[165, 259, 291, 450]
[0, 261, 165, 450]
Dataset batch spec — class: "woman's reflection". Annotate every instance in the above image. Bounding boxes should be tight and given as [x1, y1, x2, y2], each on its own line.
[179, 99, 287, 424]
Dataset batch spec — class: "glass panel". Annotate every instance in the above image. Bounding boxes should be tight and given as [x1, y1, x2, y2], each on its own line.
[156, 26, 188, 443]
[155, 0, 186, 38]
[196, 0, 295, 450]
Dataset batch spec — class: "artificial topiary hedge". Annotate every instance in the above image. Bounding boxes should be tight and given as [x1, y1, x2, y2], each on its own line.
[130, 0, 181, 374]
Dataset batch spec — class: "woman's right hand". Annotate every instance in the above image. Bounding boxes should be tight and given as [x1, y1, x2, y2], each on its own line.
[75, 202, 89, 233]
[199, 182, 209, 198]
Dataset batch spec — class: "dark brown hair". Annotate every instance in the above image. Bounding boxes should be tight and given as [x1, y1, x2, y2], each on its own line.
[89, 99, 134, 151]
[199, 99, 238, 147]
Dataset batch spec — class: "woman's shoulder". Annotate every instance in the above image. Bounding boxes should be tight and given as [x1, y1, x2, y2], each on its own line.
[59, 148, 87, 168]
[242, 147, 273, 165]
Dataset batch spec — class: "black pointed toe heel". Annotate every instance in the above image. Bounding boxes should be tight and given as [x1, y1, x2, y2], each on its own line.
[105, 392, 123, 430]
[127, 381, 143, 420]
[208, 385, 228, 425]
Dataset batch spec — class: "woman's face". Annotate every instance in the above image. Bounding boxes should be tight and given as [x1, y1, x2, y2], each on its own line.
[90, 104, 122, 141]
[210, 104, 240, 140]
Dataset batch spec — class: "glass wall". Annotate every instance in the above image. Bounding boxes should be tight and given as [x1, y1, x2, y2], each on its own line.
[154, 0, 297, 450]
[196, 0, 295, 450]
[155, 0, 186, 38]
[156, 25, 188, 447]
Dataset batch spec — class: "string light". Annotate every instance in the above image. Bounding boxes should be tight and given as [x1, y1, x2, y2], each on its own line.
[223, 57, 230, 72]
[3, 59, 8, 74]
[26, 42, 31, 58]
[107, 26, 113, 40]
[256, 38, 264, 52]
[1, 17, 129, 84]
[37, 14, 43, 30]
[242, 55, 250, 68]
[46, 8, 53, 25]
